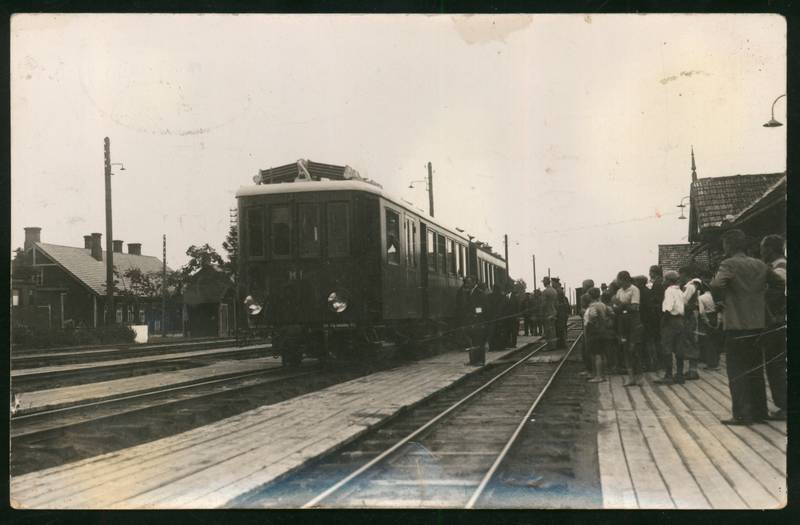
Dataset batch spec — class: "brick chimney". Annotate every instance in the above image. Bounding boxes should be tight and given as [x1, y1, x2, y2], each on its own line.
[113, 240, 124, 253]
[90, 232, 103, 261]
[84, 235, 93, 249]
[24, 227, 41, 251]
[127, 243, 142, 256]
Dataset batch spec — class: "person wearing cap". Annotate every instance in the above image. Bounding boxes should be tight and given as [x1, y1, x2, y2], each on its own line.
[579, 279, 596, 377]
[679, 265, 703, 380]
[656, 270, 686, 384]
[614, 271, 643, 387]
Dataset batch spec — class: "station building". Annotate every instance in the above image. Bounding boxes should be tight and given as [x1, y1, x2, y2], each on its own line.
[11, 226, 181, 333]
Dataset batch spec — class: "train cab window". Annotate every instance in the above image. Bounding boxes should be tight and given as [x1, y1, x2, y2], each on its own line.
[385, 209, 401, 265]
[246, 207, 265, 257]
[426, 230, 436, 271]
[270, 206, 292, 258]
[447, 240, 456, 275]
[436, 234, 446, 273]
[326, 202, 350, 257]
[298, 203, 321, 258]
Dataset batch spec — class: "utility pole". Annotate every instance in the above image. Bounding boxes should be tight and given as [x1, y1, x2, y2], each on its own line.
[548, 267, 551, 279]
[104, 137, 114, 325]
[503, 234, 510, 283]
[229, 207, 239, 343]
[162, 234, 167, 337]
[531, 254, 537, 290]
[427, 161, 434, 217]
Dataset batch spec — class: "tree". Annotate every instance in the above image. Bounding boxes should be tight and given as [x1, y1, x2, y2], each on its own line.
[221, 222, 238, 278]
[181, 244, 225, 278]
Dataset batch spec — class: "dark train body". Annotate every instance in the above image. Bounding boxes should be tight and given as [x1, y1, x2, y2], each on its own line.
[236, 160, 507, 365]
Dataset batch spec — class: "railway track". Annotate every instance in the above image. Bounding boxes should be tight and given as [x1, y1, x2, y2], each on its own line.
[234, 324, 583, 509]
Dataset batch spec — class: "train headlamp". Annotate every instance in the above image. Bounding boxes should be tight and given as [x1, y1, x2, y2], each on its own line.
[244, 295, 263, 316]
[327, 291, 348, 313]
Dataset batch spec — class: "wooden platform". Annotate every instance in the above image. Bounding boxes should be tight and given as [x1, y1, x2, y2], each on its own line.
[11, 357, 284, 416]
[597, 364, 786, 509]
[10, 336, 541, 509]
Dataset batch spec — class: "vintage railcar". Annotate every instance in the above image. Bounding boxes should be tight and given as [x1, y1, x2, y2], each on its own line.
[236, 160, 507, 365]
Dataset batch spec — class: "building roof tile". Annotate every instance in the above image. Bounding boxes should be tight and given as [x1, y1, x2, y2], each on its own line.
[35, 242, 168, 296]
[690, 173, 785, 232]
[658, 243, 711, 274]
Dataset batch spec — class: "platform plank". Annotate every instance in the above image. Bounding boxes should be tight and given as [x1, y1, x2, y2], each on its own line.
[596, 410, 637, 509]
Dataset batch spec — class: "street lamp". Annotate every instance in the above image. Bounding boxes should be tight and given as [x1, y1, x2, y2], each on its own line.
[677, 195, 690, 220]
[763, 94, 786, 128]
[104, 137, 125, 325]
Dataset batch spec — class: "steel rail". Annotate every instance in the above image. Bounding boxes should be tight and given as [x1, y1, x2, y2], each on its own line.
[464, 330, 583, 508]
[301, 340, 549, 509]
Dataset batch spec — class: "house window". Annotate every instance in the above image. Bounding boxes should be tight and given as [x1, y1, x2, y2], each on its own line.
[139, 308, 146, 324]
[270, 205, 292, 258]
[246, 207, 265, 257]
[12, 289, 20, 306]
[298, 203, 321, 258]
[326, 202, 350, 258]
[427, 230, 436, 271]
[127, 305, 134, 324]
[385, 209, 401, 265]
[116, 306, 123, 324]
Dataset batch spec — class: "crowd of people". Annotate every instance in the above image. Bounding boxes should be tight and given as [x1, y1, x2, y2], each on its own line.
[455, 274, 570, 366]
[579, 229, 786, 426]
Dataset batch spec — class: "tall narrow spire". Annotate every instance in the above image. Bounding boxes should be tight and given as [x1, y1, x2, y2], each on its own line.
[691, 146, 697, 182]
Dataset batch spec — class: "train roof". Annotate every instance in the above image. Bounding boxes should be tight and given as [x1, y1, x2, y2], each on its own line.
[236, 163, 505, 265]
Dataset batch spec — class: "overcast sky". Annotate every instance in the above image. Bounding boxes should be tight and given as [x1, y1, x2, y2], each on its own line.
[11, 14, 786, 295]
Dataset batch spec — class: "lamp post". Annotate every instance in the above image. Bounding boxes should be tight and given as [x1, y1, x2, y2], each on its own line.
[677, 195, 690, 220]
[104, 137, 125, 325]
[408, 162, 434, 217]
[763, 94, 786, 128]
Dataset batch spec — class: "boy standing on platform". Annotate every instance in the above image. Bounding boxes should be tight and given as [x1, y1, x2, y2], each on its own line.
[656, 271, 686, 385]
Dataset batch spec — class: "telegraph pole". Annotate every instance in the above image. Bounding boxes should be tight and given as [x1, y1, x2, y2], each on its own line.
[531, 254, 537, 290]
[230, 207, 239, 343]
[427, 162, 434, 217]
[104, 137, 114, 325]
[162, 234, 167, 336]
[503, 234, 510, 283]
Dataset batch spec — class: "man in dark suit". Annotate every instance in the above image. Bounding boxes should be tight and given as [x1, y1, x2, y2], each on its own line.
[711, 229, 783, 425]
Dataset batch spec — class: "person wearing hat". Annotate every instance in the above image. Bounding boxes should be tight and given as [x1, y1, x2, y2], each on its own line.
[614, 271, 643, 387]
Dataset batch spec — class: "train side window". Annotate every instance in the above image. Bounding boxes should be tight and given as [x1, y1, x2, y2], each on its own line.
[298, 203, 321, 258]
[385, 209, 401, 265]
[427, 230, 436, 271]
[436, 234, 446, 274]
[458, 245, 466, 277]
[447, 239, 456, 275]
[270, 205, 292, 258]
[411, 221, 417, 267]
[246, 207, 265, 257]
[327, 202, 350, 257]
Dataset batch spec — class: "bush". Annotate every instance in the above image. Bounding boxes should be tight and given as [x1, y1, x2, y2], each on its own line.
[12, 325, 136, 349]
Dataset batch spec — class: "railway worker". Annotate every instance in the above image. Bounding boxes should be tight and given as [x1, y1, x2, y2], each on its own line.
[505, 285, 521, 348]
[584, 287, 613, 383]
[456, 276, 477, 348]
[487, 284, 507, 352]
[532, 289, 544, 336]
[646, 265, 666, 373]
[655, 270, 686, 384]
[463, 276, 489, 365]
[522, 292, 534, 336]
[541, 277, 558, 351]
[613, 271, 643, 387]
[552, 278, 569, 349]
[579, 279, 596, 377]
[678, 266, 703, 381]
[759, 234, 787, 420]
[711, 229, 781, 425]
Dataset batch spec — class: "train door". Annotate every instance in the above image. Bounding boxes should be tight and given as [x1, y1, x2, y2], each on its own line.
[380, 203, 405, 319]
[404, 214, 421, 318]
